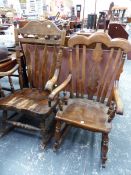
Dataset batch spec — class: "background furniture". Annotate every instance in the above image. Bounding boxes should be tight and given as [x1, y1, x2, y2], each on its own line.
[108, 23, 128, 39]
[0, 48, 20, 95]
[111, 6, 127, 22]
[96, 11, 110, 31]
[0, 20, 66, 148]
[87, 14, 97, 29]
[0, 57, 18, 94]
[50, 32, 131, 167]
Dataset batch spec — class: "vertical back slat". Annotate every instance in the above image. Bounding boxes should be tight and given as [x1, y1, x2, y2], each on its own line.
[49, 46, 57, 79]
[76, 45, 80, 97]
[107, 58, 124, 105]
[40, 45, 48, 90]
[100, 48, 122, 103]
[69, 48, 73, 97]
[24, 44, 32, 87]
[87, 43, 103, 100]
[97, 48, 114, 101]
[34, 46, 39, 88]
[81, 45, 86, 97]
[37, 45, 44, 91]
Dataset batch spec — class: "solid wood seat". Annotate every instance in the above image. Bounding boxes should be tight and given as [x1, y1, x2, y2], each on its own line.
[56, 98, 110, 133]
[0, 88, 57, 116]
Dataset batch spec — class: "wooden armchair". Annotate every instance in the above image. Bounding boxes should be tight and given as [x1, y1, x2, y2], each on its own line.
[48, 32, 131, 167]
[0, 20, 66, 148]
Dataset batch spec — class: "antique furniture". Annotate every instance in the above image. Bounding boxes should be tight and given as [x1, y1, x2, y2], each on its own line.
[0, 57, 18, 95]
[0, 49, 20, 94]
[87, 14, 97, 29]
[111, 6, 127, 22]
[76, 5, 81, 20]
[0, 20, 66, 148]
[96, 11, 110, 31]
[49, 32, 131, 167]
[108, 23, 128, 39]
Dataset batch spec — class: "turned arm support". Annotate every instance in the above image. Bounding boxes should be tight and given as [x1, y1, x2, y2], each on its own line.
[45, 46, 64, 91]
[48, 74, 72, 101]
[0, 64, 19, 77]
[45, 69, 60, 91]
[113, 86, 124, 115]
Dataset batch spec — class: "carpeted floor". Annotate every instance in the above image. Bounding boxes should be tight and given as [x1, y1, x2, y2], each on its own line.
[0, 27, 131, 175]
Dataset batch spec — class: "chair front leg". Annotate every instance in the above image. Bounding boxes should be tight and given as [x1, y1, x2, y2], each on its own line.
[40, 118, 48, 149]
[53, 120, 62, 151]
[101, 132, 109, 168]
[0, 110, 8, 137]
[40, 117, 55, 149]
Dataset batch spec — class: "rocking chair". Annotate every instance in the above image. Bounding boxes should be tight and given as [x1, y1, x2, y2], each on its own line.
[48, 32, 131, 167]
[0, 20, 66, 148]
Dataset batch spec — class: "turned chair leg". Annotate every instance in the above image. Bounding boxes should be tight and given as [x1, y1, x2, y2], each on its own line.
[0, 110, 8, 137]
[40, 117, 55, 149]
[40, 119, 49, 149]
[53, 120, 62, 151]
[101, 133, 109, 168]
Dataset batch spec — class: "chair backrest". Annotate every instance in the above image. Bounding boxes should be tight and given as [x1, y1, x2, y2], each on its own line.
[15, 20, 66, 90]
[66, 32, 131, 104]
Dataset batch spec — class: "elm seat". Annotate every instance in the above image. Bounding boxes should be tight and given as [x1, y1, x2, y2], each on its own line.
[0, 88, 57, 116]
[56, 98, 111, 133]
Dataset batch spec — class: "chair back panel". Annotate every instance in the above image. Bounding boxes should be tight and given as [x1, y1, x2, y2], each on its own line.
[67, 32, 131, 103]
[23, 44, 59, 89]
[15, 20, 66, 90]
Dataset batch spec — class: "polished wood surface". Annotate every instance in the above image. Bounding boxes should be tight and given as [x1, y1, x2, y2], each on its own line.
[0, 20, 66, 148]
[0, 88, 57, 116]
[52, 32, 131, 167]
[56, 98, 110, 133]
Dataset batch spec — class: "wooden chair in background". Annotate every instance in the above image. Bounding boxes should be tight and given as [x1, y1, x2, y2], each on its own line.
[48, 32, 131, 167]
[0, 58, 19, 96]
[108, 23, 128, 39]
[0, 20, 66, 148]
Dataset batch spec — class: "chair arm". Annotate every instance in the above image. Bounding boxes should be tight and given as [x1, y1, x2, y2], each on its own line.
[0, 64, 19, 77]
[45, 69, 60, 91]
[113, 87, 124, 115]
[49, 74, 72, 100]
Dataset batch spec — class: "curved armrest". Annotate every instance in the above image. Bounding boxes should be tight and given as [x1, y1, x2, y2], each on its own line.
[113, 87, 123, 115]
[49, 74, 72, 100]
[45, 69, 60, 91]
[0, 64, 19, 77]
